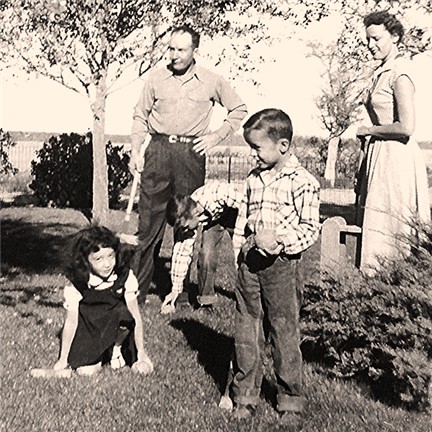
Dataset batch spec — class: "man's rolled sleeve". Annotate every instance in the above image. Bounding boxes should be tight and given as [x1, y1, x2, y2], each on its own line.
[131, 78, 154, 151]
[214, 77, 247, 140]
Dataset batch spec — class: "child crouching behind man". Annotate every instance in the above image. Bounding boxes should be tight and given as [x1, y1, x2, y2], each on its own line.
[230, 109, 320, 419]
[161, 181, 243, 313]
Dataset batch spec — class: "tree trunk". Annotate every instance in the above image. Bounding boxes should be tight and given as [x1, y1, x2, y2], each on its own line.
[91, 74, 109, 225]
[324, 136, 340, 188]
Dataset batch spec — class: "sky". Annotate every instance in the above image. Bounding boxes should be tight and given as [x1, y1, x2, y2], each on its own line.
[1, 16, 432, 141]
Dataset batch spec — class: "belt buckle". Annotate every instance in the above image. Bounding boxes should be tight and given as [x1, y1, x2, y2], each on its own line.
[168, 134, 178, 144]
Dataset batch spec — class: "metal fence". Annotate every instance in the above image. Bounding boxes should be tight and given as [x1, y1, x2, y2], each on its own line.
[5, 140, 358, 205]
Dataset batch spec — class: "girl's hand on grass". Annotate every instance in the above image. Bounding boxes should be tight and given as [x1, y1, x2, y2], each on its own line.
[53, 359, 68, 371]
[132, 356, 154, 375]
[160, 292, 179, 314]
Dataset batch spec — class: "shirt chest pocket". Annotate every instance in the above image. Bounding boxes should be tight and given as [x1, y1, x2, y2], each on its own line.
[187, 85, 212, 103]
[184, 82, 214, 116]
[154, 86, 177, 113]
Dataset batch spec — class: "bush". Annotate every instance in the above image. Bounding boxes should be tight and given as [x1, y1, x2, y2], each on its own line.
[30, 132, 132, 210]
[301, 223, 432, 412]
[0, 129, 18, 175]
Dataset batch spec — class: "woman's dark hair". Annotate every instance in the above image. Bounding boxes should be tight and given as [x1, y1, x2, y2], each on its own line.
[64, 225, 131, 285]
[243, 108, 293, 143]
[363, 10, 404, 43]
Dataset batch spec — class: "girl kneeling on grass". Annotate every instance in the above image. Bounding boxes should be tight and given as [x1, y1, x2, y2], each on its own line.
[33, 225, 153, 377]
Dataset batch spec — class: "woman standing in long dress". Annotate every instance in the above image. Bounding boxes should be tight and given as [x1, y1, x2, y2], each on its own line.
[356, 10, 430, 274]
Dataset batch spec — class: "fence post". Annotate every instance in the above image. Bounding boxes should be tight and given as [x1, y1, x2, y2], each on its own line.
[228, 154, 232, 183]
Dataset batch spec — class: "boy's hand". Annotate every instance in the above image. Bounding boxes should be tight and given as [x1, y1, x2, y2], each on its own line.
[160, 291, 179, 314]
[255, 229, 283, 256]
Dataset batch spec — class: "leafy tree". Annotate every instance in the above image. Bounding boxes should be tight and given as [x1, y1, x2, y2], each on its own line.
[0, 0, 241, 224]
[0, 0, 333, 223]
[2, 0, 429, 223]
[307, 37, 372, 139]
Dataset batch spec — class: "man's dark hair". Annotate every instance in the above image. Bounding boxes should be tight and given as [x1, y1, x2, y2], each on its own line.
[171, 24, 200, 49]
[363, 10, 404, 43]
[243, 108, 293, 143]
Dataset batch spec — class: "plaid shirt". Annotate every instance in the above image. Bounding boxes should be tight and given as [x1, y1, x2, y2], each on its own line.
[171, 181, 244, 293]
[232, 155, 320, 261]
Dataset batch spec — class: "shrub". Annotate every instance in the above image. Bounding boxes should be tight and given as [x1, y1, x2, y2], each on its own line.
[0, 129, 18, 175]
[30, 132, 132, 210]
[301, 223, 432, 412]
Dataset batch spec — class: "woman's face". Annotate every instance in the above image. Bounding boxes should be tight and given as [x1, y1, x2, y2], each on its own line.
[366, 24, 399, 61]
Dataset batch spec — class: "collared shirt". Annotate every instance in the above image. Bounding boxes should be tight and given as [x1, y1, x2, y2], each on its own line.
[131, 62, 247, 149]
[232, 155, 321, 260]
[170, 181, 244, 293]
[63, 270, 139, 311]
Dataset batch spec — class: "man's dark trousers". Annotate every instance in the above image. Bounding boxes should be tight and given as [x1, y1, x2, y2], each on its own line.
[132, 134, 205, 298]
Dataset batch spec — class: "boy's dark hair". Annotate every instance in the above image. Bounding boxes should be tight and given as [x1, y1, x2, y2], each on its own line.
[243, 108, 293, 143]
[172, 24, 200, 49]
[363, 10, 404, 43]
[166, 194, 197, 237]
[65, 225, 131, 286]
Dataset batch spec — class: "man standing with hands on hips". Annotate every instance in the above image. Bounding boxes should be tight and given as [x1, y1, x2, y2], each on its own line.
[130, 24, 247, 300]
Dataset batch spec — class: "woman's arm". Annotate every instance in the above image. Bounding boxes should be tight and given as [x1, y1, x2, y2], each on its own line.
[357, 75, 415, 139]
[54, 308, 78, 370]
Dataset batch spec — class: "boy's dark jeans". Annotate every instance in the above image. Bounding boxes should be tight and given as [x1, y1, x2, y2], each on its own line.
[232, 248, 305, 412]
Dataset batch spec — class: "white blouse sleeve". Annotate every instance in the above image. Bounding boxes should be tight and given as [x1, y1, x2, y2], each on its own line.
[63, 284, 82, 311]
[123, 269, 139, 299]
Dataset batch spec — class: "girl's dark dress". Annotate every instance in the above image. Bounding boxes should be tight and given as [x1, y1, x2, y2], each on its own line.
[67, 269, 137, 369]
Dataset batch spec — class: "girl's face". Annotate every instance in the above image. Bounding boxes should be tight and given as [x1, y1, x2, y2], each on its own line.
[366, 24, 399, 62]
[88, 246, 116, 279]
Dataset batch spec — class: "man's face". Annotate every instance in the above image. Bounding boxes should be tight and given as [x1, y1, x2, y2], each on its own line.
[169, 31, 196, 73]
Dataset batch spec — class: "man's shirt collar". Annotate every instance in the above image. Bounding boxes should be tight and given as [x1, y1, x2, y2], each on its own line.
[162, 60, 204, 82]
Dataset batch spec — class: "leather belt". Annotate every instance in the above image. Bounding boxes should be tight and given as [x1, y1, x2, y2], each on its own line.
[152, 133, 195, 144]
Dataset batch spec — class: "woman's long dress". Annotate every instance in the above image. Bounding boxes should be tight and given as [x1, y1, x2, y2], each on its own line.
[356, 57, 430, 273]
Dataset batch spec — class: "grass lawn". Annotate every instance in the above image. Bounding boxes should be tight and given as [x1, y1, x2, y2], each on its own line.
[1, 206, 430, 432]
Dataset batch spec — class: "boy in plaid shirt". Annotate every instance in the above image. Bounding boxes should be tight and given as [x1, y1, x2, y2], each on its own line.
[161, 181, 243, 313]
[231, 109, 320, 419]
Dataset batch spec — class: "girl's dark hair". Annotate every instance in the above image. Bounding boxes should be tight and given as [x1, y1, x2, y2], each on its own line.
[65, 225, 131, 285]
[363, 10, 404, 43]
[243, 108, 293, 143]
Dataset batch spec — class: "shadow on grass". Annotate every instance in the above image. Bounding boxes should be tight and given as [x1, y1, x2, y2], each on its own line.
[170, 318, 233, 394]
[1, 218, 79, 274]
[0, 285, 63, 309]
[170, 318, 283, 409]
[148, 257, 172, 301]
